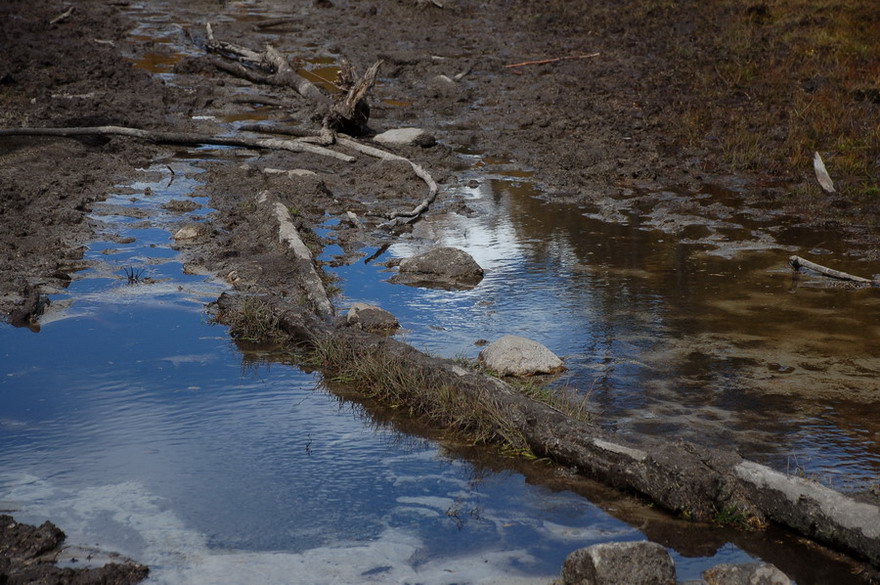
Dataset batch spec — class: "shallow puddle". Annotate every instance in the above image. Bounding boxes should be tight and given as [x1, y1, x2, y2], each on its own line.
[0, 156, 784, 584]
[330, 169, 880, 493]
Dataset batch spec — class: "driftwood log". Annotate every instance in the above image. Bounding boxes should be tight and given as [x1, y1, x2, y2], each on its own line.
[216, 292, 880, 569]
[789, 255, 878, 286]
[202, 25, 381, 136]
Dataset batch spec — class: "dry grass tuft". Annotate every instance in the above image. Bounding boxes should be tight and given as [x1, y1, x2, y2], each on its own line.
[310, 337, 592, 458]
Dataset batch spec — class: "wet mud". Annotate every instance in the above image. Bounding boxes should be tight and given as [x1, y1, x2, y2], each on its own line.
[0, 515, 148, 585]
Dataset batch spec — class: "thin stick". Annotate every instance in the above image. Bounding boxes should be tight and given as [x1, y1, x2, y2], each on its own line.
[49, 5, 75, 25]
[0, 125, 355, 162]
[504, 52, 600, 69]
[336, 136, 439, 224]
[252, 17, 300, 31]
[789, 255, 876, 286]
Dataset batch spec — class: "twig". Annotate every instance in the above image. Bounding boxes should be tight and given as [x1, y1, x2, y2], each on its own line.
[252, 17, 300, 31]
[0, 125, 355, 162]
[504, 52, 600, 69]
[789, 255, 877, 286]
[335, 136, 439, 226]
[49, 5, 75, 25]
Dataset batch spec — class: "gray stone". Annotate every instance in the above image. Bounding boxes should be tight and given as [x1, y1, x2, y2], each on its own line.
[478, 334, 565, 376]
[346, 303, 399, 333]
[373, 127, 436, 147]
[562, 541, 676, 585]
[173, 224, 206, 240]
[703, 563, 792, 585]
[391, 247, 483, 290]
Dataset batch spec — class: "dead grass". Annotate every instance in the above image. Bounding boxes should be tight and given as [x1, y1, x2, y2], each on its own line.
[217, 296, 290, 344]
[310, 336, 592, 458]
[676, 0, 880, 198]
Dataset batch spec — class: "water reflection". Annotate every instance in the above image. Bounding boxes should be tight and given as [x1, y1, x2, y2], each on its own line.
[0, 159, 758, 584]
[333, 173, 880, 492]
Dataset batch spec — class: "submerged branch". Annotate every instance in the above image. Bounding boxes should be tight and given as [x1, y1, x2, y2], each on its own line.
[789, 255, 877, 286]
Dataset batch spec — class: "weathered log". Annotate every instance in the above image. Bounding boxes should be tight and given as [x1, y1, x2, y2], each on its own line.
[0, 125, 354, 162]
[256, 190, 333, 317]
[324, 59, 383, 135]
[217, 293, 880, 568]
[789, 255, 877, 286]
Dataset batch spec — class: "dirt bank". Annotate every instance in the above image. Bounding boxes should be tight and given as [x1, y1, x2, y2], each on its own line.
[0, 515, 148, 585]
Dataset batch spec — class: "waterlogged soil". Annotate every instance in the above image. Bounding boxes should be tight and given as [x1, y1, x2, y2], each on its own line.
[3, 0, 879, 324]
[0, 515, 148, 585]
[2, 0, 880, 579]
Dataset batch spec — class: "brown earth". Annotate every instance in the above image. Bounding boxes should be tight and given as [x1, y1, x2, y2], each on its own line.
[3, 0, 878, 325]
[0, 515, 148, 585]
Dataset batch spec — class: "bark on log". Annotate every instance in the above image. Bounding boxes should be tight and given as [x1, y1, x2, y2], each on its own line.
[789, 255, 877, 286]
[217, 293, 880, 568]
[0, 125, 355, 162]
[256, 190, 333, 317]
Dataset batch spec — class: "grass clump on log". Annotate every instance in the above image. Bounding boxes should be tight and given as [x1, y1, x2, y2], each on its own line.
[218, 296, 290, 344]
[309, 335, 590, 458]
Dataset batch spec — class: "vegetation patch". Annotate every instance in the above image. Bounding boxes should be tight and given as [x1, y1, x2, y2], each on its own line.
[306, 334, 592, 458]
[216, 296, 290, 345]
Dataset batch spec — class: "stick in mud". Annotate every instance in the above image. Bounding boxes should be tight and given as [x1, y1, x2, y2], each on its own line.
[789, 255, 877, 286]
[0, 125, 355, 162]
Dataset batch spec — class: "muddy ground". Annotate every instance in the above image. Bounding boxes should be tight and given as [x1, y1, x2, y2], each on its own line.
[3, 0, 879, 324]
[2, 0, 879, 579]
[0, 515, 148, 584]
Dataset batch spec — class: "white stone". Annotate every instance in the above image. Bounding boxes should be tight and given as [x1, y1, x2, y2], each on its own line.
[173, 225, 202, 240]
[479, 334, 565, 376]
[373, 127, 436, 147]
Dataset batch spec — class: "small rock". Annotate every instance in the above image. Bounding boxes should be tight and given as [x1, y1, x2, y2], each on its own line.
[173, 224, 204, 240]
[373, 127, 436, 147]
[704, 563, 792, 585]
[346, 303, 399, 333]
[163, 199, 200, 213]
[479, 334, 565, 376]
[391, 246, 483, 289]
[562, 541, 676, 585]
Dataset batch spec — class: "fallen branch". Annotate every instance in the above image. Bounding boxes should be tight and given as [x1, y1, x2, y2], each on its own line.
[204, 122, 440, 227]
[203, 24, 329, 108]
[49, 5, 75, 25]
[0, 125, 355, 162]
[504, 52, 600, 69]
[205, 22, 263, 63]
[252, 17, 300, 31]
[789, 255, 877, 286]
[256, 190, 334, 317]
[335, 135, 439, 225]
